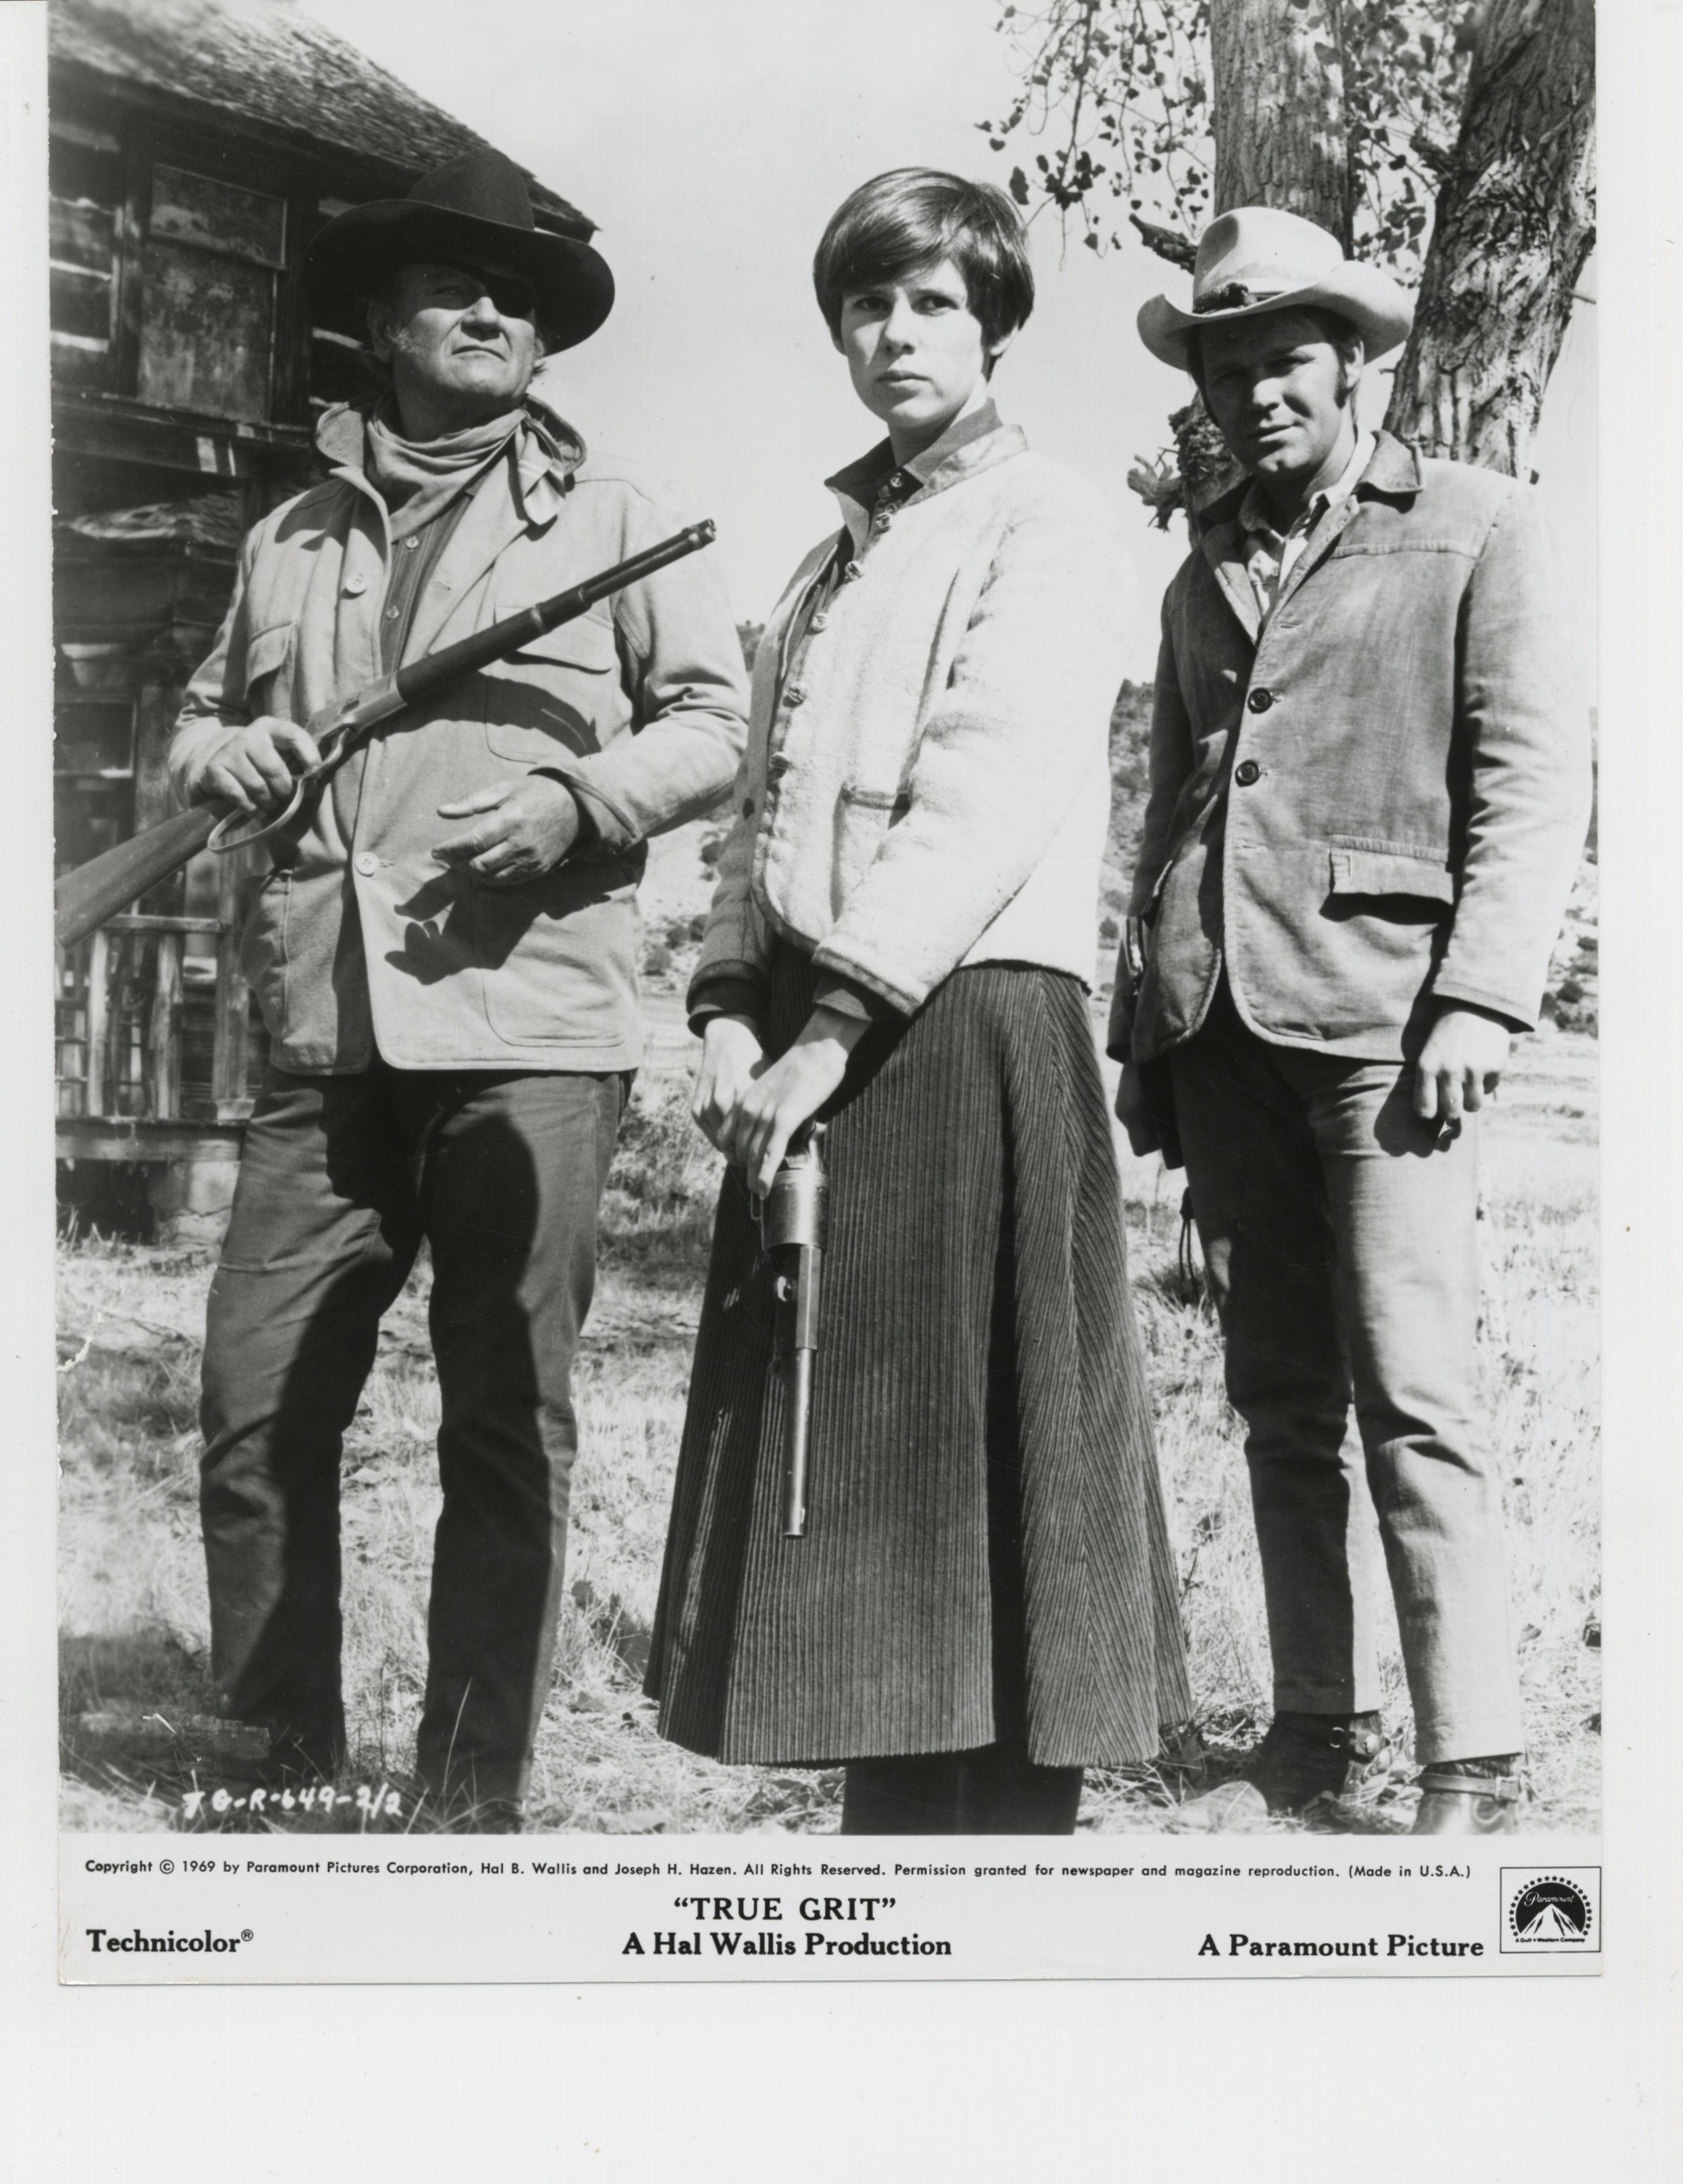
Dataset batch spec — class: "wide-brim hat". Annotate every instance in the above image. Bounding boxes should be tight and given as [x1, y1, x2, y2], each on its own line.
[1138, 206, 1413, 372]
[307, 147, 615, 352]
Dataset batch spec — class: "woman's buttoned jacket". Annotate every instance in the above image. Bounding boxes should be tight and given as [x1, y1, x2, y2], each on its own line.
[692, 427, 1131, 1017]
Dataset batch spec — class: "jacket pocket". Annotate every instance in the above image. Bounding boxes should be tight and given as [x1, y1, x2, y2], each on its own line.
[243, 621, 298, 719]
[838, 784, 912, 813]
[484, 607, 620, 760]
[830, 785, 911, 911]
[1327, 843, 1455, 905]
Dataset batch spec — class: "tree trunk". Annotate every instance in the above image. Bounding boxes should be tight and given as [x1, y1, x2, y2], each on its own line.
[1174, 0, 1355, 511]
[1386, 0, 1595, 473]
[1211, 0, 1353, 244]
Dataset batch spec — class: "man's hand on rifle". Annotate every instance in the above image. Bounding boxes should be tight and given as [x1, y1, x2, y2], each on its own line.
[187, 716, 321, 815]
[433, 775, 583, 885]
[718, 1005, 869, 1197]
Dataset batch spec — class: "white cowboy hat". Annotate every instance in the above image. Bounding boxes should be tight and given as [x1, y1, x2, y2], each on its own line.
[1138, 206, 1414, 373]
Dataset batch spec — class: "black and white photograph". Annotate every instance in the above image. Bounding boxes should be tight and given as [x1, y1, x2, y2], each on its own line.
[13, 0, 1683, 2169]
[31, 0, 1609, 1912]
[38, 0, 1603, 1883]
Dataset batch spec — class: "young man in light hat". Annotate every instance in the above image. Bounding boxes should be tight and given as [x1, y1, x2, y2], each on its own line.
[169, 149, 749, 1827]
[1110, 207, 1591, 1835]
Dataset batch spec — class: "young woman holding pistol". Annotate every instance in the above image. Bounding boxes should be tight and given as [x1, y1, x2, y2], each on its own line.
[644, 169, 1191, 1835]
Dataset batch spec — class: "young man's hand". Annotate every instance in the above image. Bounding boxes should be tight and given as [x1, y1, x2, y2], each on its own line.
[1412, 1003, 1512, 1125]
[692, 1016, 766, 1153]
[1114, 1061, 1163, 1158]
[433, 776, 582, 885]
[720, 1005, 871, 1196]
[186, 718, 321, 814]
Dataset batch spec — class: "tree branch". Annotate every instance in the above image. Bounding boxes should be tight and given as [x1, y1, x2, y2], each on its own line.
[1130, 211, 1198, 269]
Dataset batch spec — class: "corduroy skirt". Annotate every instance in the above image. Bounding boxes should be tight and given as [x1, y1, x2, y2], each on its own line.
[644, 946, 1191, 1768]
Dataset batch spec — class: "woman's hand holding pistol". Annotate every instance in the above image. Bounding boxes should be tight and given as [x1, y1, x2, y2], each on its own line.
[694, 1006, 867, 1197]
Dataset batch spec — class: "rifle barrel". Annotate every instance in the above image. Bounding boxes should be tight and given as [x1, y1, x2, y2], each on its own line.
[394, 520, 716, 709]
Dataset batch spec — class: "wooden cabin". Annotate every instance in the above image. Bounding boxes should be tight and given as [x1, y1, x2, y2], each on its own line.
[49, 0, 591, 1221]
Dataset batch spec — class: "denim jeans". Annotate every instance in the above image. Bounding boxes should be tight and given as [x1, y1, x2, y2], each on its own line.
[1168, 982, 1522, 1764]
[199, 1063, 624, 1810]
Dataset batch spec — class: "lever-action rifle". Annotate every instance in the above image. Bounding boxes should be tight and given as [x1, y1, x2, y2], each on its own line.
[54, 520, 718, 951]
[754, 1122, 828, 1539]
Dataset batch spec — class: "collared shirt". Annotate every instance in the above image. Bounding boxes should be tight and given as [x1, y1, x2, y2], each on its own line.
[377, 483, 477, 673]
[1236, 428, 1375, 627]
[313, 400, 578, 675]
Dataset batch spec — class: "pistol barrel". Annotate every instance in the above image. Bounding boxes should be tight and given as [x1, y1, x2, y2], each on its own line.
[782, 1340, 814, 1537]
[757, 1126, 827, 1539]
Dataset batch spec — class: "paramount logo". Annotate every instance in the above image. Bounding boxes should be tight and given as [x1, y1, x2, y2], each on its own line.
[1501, 1869, 1599, 1954]
[1518, 1899, 1583, 1942]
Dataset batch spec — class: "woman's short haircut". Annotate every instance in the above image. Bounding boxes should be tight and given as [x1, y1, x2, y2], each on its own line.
[813, 169, 1035, 353]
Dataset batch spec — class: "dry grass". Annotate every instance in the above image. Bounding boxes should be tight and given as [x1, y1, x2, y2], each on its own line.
[56, 1018, 1599, 1838]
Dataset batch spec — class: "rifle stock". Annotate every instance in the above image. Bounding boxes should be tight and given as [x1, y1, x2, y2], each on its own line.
[55, 805, 220, 951]
[50, 519, 717, 953]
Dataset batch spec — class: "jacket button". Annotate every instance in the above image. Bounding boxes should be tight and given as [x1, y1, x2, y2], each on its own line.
[784, 686, 805, 706]
[353, 850, 379, 876]
[768, 753, 791, 781]
[1247, 688, 1274, 712]
[842, 560, 863, 582]
[808, 612, 828, 632]
[1234, 760, 1262, 787]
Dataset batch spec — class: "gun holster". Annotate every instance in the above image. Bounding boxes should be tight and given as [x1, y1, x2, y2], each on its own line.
[1122, 915, 1185, 1171]
[1134, 1057, 1184, 1171]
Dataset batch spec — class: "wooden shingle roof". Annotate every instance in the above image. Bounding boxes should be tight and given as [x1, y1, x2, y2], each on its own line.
[50, 0, 596, 234]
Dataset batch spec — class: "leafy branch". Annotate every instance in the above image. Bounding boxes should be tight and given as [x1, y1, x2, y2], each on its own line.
[978, 0, 1472, 275]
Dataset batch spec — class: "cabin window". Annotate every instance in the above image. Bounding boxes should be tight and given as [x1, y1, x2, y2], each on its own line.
[48, 126, 121, 388]
[54, 693, 135, 874]
[136, 166, 286, 422]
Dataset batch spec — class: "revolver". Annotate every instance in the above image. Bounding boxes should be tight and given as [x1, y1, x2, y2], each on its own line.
[753, 1122, 828, 1538]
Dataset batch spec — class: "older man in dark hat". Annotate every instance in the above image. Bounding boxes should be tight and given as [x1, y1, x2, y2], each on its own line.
[169, 150, 749, 1827]
[1111, 208, 1591, 1835]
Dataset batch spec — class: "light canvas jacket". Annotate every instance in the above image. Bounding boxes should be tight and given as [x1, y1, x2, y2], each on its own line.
[170, 391, 749, 1074]
[1108, 433, 1592, 1065]
[691, 424, 1130, 1018]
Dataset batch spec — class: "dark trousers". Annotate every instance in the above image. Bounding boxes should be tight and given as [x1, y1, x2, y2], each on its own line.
[199, 1063, 624, 1810]
[841, 1748, 1084, 1834]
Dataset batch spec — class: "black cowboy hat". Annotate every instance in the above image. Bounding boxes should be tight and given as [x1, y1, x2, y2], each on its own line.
[307, 147, 615, 351]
